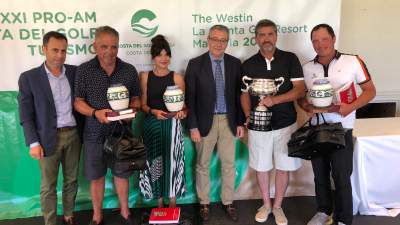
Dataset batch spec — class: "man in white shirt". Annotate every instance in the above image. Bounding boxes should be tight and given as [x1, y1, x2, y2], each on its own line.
[299, 23, 376, 225]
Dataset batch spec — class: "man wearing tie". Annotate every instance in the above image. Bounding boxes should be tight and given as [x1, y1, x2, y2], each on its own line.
[185, 24, 244, 222]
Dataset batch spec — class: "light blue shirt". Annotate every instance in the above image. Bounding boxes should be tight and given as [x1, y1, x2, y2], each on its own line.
[45, 64, 76, 128]
[30, 64, 76, 148]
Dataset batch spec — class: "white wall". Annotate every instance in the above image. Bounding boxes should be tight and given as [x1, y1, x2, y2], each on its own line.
[340, 0, 400, 114]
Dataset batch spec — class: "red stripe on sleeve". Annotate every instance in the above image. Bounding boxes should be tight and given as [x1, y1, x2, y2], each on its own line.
[356, 56, 371, 81]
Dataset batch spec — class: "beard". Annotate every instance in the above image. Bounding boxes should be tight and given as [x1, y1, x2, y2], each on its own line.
[261, 42, 275, 53]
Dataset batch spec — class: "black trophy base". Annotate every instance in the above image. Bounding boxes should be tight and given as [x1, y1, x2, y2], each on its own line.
[248, 110, 272, 131]
[248, 123, 272, 131]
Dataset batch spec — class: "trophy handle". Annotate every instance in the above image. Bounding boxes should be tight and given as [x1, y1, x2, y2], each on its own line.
[274, 77, 285, 92]
[241, 75, 253, 92]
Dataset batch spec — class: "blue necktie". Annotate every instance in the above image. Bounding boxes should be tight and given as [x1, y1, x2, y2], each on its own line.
[214, 60, 226, 113]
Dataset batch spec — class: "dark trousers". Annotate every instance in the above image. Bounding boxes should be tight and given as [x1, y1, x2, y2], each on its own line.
[311, 130, 353, 225]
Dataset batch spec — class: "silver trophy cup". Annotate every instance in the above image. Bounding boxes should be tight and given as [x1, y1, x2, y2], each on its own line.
[242, 76, 284, 131]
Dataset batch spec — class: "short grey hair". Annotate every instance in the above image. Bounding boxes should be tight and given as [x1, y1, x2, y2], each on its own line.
[95, 25, 119, 39]
[208, 24, 230, 39]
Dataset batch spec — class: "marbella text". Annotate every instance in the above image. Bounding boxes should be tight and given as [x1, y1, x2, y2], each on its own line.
[191, 13, 308, 48]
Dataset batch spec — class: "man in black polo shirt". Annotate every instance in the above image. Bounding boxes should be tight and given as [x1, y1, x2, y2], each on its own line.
[241, 19, 305, 225]
[74, 26, 140, 225]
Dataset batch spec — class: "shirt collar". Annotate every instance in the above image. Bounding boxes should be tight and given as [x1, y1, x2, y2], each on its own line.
[257, 48, 282, 61]
[44, 62, 66, 78]
[93, 56, 123, 73]
[209, 52, 224, 62]
[313, 50, 342, 64]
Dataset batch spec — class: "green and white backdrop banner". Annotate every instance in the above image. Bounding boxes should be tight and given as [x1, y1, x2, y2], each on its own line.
[0, 0, 341, 219]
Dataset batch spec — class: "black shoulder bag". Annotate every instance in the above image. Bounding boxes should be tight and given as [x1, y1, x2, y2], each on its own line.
[288, 113, 346, 160]
[103, 121, 146, 172]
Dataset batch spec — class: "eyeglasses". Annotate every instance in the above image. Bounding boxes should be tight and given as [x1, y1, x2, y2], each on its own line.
[208, 37, 229, 44]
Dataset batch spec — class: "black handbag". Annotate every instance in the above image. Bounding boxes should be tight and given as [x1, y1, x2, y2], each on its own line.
[104, 122, 146, 171]
[288, 113, 346, 160]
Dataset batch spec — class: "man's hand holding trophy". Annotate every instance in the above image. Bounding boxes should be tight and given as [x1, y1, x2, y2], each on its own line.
[106, 83, 137, 121]
[242, 76, 284, 131]
[306, 78, 341, 114]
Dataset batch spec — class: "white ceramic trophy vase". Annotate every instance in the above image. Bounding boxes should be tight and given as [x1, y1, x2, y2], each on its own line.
[309, 78, 334, 108]
[163, 85, 184, 112]
[107, 83, 129, 111]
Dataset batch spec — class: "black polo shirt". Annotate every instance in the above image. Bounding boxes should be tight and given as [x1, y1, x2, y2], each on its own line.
[241, 49, 304, 130]
[75, 56, 141, 143]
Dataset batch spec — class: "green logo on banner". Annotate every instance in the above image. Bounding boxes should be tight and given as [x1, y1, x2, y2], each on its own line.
[131, 9, 159, 37]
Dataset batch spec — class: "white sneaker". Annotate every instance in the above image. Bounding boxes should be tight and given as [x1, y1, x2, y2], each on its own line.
[272, 208, 288, 225]
[307, 212, 333, 225]
[255, 205, 271, 223]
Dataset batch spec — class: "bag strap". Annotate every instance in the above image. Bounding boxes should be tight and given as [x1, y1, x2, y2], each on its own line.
[121, 122, 134, 138]
[122, 123, 144, 143]
[297, 116, 313, 129]
[315, 113, 328, 125]
[109, 121, 125, 141]
[320, 113, 327, 124]
[108, 120, 121, 134]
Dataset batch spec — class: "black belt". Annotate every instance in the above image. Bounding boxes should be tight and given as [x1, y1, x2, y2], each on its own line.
[57, 126, 76, 132]
[214, 112, 227, 115]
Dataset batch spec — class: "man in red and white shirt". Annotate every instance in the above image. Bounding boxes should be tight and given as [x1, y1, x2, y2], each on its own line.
[299, 24, 376, 225]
